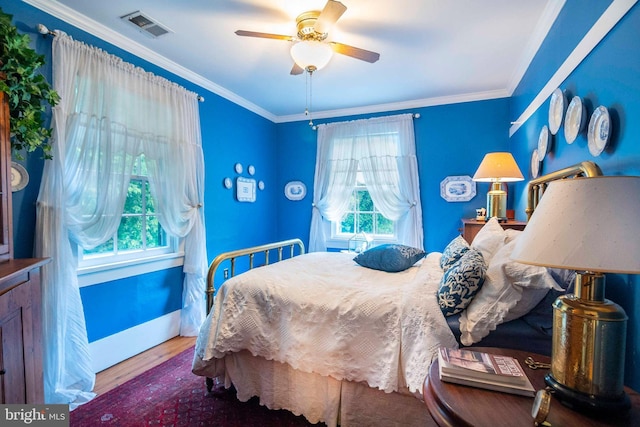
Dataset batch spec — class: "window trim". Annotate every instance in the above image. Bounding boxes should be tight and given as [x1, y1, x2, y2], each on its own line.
[77, 241, 184, 287]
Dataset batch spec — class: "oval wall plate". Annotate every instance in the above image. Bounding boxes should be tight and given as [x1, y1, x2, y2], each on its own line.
[284, 181, 306, 201]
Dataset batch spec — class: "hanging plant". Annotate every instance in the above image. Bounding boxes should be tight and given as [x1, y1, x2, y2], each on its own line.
[0, 8, 59, 160]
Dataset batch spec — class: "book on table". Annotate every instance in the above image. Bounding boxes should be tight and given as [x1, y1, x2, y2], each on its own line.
[437, 347, 536, 397]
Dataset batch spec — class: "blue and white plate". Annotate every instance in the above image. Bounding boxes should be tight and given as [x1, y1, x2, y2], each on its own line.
[588, 106, 610, 157]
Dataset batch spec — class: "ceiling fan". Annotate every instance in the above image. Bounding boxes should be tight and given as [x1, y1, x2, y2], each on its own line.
[235, 0, 380, 75]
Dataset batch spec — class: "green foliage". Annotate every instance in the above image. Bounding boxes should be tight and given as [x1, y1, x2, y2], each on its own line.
[0, 8, 59, 159]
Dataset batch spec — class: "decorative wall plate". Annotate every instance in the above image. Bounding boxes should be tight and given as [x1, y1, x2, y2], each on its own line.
[531, 149, 541, 178]
[548, 88, 566, 135]
[588, 106, 611, 157]
[236, 177, 256, 202]
[223, 177, 232, 189]
[284, 181, 306, 201]
[11, 162, 29, 192]
[258, 180, 265, 190]
[248, 165, 255, 175]
[537, 125, 550, 161]
[564, 96, 586, 144]
[234, 162, 243, 174]
[440, 175, 476, 202]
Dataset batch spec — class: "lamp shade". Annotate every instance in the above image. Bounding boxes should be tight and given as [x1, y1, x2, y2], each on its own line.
[290, 40, 333, 71]
[511, 176, 640, 273]
[472, 152, 524, 182]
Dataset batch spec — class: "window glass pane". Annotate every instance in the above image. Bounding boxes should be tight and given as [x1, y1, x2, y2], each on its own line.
[124, 180, 143, 214]
[84, 238, 115, 256]
[118, 216, 143, 251]
[145, 181, 156, 213]
[376, 214, 394, 235]
[146, 215, 166, 249]
[357, 190, 373, 211]
[340, 213, 355, 234]
[358, 213, 374, 234]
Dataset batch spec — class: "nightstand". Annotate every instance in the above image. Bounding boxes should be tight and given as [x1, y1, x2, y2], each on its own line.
[423, 347, 640, 427]
[461, 218, 526, 244]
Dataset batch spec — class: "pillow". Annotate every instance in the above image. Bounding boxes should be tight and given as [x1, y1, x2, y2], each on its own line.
[438, 249, 487, 316]
[459, 238, 562, 345]
[521, 269, 576, 332]
[470, 218, 507, 264]
[440, 235, 470, 272]
[353, 244, 426, 272]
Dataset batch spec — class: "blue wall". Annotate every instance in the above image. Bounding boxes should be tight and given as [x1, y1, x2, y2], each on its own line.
[5, 0, 640, 391]
[509, 1, 640, 390]
[3, 1, 278, 341]
[276, 99, 510, 253]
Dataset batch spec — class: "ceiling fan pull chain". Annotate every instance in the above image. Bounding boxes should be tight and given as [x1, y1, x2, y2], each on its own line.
[307, 68, 314, 127]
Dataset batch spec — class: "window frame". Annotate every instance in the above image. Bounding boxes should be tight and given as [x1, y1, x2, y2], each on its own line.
[327, 171, 398, 249]
[76, 160, 184, 287]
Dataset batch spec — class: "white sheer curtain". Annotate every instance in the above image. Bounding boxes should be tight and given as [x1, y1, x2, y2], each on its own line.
[34, 32, 207, 407]
[309, 114, 423, 252]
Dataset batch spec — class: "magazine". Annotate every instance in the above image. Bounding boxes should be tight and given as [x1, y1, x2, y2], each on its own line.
[438, 348, 535, 397]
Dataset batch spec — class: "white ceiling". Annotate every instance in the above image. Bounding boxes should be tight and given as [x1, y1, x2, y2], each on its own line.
[27, 0, 563, 122]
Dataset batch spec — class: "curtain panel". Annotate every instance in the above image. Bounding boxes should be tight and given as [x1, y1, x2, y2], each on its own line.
[35, 32, 207, 407]
[309, 114, 423, 252]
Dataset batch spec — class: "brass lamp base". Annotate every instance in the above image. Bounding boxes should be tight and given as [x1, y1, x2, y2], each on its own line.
[486, 181, 507, 221]
[547, 272, 630, 414]
[545, 373, 630, 413]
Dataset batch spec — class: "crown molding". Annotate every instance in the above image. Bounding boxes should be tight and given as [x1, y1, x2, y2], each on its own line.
[275, 89, 510, 124]
[509, 0, 638, 137]
[505, 0, 566, 96]
[22, 0, 277, 122]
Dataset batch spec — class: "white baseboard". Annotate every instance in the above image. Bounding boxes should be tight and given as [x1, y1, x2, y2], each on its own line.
[89, 310, 182, 373]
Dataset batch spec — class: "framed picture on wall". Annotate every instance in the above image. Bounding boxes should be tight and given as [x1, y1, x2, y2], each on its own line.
[440, 175, 476, 202]
[236, 177, 256, 202]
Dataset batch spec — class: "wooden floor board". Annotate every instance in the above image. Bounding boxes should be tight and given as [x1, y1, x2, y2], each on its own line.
[93, 336, 196, 396]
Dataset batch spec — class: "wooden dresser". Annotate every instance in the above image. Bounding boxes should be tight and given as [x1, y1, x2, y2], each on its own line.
[0, 90, 47, 404]
[461, 218, 527, 244]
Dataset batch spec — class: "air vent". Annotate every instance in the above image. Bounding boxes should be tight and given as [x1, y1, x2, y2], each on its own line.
[121, 11, 172, 38]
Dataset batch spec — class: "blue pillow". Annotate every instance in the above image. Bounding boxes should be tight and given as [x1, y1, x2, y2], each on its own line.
[440, 235, 470, 272]
[354, 244, 426, 273]
[438, 249, 487, 316]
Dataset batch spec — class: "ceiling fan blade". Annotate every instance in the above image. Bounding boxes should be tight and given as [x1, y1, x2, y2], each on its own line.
[314, 0, 347, 34]
[290, 63, 304, 75]
[235, 30, 293, 41]
[330, 42, 380, 63]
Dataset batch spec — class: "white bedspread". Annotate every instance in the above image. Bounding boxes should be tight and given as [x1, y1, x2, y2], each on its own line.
[193, 251, 457, 395]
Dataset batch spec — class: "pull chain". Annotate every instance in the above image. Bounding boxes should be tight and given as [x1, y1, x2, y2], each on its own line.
[305, 66, 316, 127]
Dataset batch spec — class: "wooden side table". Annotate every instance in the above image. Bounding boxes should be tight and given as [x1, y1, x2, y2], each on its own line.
[423, 347, 640, 427]
[460, 219, 526, 244]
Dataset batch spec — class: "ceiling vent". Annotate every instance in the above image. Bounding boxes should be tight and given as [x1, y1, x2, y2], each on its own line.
[121, 11, 172, 38]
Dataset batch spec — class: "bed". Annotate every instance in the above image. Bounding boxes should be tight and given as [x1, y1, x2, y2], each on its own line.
[192, 162, 602, 426]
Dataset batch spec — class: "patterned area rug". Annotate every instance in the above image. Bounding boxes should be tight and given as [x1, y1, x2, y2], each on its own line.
[70, 347, 319, 426]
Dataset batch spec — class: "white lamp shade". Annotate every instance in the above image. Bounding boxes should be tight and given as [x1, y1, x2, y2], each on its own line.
[473, 152, 524, 182]
[511, 176, 640, 273]
[290, 40, 333, 71]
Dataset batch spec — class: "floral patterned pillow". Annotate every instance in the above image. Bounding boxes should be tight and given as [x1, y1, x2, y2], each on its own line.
[438, 249, 487, 316]
[354, 244, 426, 272]
[440, 235, 470, 272]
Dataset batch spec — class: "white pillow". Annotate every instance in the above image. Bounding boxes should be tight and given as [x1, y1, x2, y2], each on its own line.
[470, 217, 507, 264]
[459, 238, 561, 346]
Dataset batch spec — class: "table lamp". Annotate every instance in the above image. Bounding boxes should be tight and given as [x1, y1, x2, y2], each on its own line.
[472, 152, 524, 221]
[511, 176, 640, 413]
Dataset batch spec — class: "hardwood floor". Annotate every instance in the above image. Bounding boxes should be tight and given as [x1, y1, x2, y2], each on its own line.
[93, 336, 196, 396]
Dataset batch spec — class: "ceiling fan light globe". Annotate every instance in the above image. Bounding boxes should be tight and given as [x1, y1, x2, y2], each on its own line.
[290, 40, 333, 71]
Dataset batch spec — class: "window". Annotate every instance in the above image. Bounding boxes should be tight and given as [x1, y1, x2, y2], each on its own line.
[333, 170, 396, 241]
[78, 155, 181, 281]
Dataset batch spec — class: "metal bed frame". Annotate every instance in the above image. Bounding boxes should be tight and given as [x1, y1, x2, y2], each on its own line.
[205, 238, 305, 313]
[526, 161, 602, 220]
